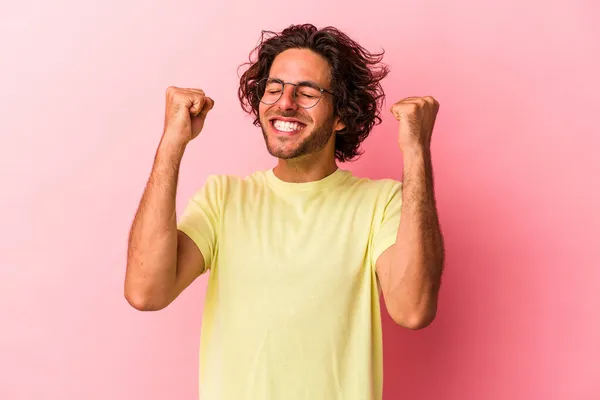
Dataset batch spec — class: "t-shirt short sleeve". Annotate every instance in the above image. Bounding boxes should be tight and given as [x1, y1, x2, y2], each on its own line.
[177, 175, 223, 273]
[371, 181, 403, 268]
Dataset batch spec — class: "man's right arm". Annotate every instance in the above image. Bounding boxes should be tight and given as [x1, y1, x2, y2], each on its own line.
[124, 87, 214, 311]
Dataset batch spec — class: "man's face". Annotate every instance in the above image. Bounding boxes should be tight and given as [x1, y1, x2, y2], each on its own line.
[258, 48, 344, 160]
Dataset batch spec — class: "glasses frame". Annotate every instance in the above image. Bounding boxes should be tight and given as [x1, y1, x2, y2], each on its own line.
[257, 77, 334, 109]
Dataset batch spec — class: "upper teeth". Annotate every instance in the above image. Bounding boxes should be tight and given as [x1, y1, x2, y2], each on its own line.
[274, 120, 303, 132]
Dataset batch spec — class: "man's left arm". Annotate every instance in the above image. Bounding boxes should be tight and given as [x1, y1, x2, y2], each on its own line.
[376, 96, 445, 330]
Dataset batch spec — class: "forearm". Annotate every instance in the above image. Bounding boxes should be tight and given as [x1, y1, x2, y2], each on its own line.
[388, 148, 444, 323]
[125, 134, 187, 309]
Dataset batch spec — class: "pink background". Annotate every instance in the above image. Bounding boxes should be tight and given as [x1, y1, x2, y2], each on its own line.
[2, 1, 599, 399]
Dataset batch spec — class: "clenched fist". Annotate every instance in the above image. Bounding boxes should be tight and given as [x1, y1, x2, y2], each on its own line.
[163, 86, 215, 145]
[390, 96, 439, 152]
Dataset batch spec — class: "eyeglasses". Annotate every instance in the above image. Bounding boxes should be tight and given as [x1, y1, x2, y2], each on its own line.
[257, 77, 334, 109]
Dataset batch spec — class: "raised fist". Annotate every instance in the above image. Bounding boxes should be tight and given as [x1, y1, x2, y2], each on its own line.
[163, 86, 215, 144]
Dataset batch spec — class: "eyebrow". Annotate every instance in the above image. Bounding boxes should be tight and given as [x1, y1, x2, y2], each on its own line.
[268, 77, 325, 90]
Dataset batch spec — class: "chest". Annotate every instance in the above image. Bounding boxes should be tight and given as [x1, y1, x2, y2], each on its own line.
[214, 188, 379, 289]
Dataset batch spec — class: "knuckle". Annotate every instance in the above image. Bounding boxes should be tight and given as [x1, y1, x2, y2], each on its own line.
[167, 87, 187, 103]
[406, 103, 418, 111]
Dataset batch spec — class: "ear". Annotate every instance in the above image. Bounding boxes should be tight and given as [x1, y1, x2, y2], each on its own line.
[333, 117, 346, 134]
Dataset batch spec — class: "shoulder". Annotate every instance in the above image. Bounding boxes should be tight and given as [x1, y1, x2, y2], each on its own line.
[198, 170, 270, 193]
[342, 171, 402, 200]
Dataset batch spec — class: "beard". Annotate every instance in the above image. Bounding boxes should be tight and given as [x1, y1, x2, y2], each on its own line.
[260, 113, 336, 160]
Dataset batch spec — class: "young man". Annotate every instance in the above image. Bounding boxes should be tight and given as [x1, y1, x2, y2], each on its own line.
[125, 24, 444, 400]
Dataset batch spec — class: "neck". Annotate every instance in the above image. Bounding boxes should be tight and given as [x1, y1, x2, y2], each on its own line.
[273, 154, 338, 183]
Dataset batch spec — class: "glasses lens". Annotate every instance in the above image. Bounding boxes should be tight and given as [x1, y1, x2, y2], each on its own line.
[294, 84, 322, 108]
[258, 79, 323, 108]
[260, 79, 283, 105]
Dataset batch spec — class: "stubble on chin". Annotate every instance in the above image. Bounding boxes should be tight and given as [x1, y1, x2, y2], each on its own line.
[260, 118, 336, 160]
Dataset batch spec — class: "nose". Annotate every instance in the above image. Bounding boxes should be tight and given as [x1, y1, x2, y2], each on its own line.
[277, 84, 298, 111]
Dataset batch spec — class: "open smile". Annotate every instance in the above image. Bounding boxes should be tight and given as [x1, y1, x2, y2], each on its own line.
[269, 118, 307, 136]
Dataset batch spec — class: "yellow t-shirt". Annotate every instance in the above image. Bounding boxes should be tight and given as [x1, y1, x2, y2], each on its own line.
[177, 167, 402, 400]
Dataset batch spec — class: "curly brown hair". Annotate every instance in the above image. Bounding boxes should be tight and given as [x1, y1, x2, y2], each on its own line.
[238, 24, 390, 162]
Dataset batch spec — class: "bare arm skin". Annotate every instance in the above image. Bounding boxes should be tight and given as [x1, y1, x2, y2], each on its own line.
[376, 148, 444, 329]
[376, 96, 445, 329]
[124, 87, 214, 311]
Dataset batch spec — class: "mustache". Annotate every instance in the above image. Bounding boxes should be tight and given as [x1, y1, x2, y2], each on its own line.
[266, 110, 311, 124]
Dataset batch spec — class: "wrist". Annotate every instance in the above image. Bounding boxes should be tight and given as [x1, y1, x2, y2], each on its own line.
[401, 145, 431, 161]
[160, 129, 189, 153]
[156, 131, 188, 165]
